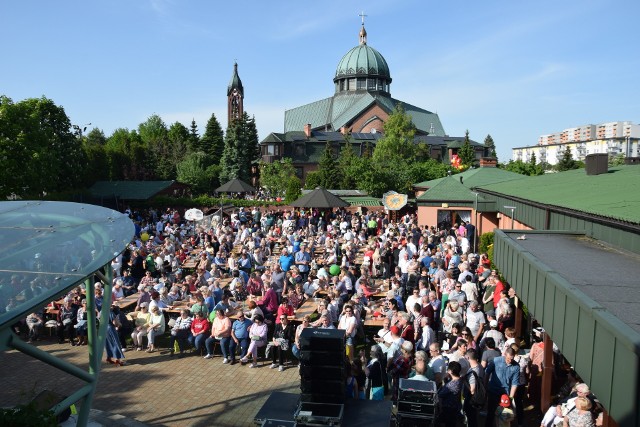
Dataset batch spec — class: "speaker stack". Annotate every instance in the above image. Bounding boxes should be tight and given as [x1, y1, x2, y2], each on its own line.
[298, 328, 346, 404]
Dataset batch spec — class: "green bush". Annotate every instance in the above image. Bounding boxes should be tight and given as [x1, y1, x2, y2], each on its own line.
[0, 402, 58, 427]
[142, 195, 287, 209]
[478, 232, 494, 254]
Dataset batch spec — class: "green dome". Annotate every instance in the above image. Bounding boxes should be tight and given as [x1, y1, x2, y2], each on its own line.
[334, 44, 391, 81]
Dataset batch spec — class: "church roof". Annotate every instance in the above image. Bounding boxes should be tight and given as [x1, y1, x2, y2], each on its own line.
[227, 62, 243, 96]
[334, 44, 391, 82]
[284, 92, 445, 136]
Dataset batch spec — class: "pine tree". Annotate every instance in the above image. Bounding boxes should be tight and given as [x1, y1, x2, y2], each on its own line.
[338, 137, 357, 189]
[219, 119, 241, 182]
[458, 130, 476, 167]
[317, 142, 341, 189]
[245, 115, 261, 162]
[484, 134, 497, 159]
[200, 113, 224, 163]
[188, 119, 200, 153]
[556, 146, 578, 171]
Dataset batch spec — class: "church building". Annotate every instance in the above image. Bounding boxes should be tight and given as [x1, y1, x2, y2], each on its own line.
[259, 20, 485, 181]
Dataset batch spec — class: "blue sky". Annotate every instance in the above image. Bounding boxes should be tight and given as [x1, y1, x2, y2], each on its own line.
[2, 0, 639, 161]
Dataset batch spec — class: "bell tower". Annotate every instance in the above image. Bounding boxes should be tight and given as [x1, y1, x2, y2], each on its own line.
[227, 62, 244, 123]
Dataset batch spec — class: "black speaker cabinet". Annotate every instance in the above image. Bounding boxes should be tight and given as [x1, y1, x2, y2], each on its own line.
[299, 350, 345, 366]
[299, 328, 345, 353]
[300, 378, 345, 395]
[299, 392, 346, 405]
[300, 364, 345, 380]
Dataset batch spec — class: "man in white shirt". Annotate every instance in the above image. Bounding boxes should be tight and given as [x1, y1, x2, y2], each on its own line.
[465, 301, 486, 342]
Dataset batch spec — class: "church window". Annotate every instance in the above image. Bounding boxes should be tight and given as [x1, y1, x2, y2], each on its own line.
[340, 80, 345, 91]
[367, 78, 376, 90]
[349, 78, 356, 90]
[357, 78, 366, 90]
[377, 79, 384, 91]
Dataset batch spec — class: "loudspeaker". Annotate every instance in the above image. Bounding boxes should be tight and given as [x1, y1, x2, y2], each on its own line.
[300, 364, 345, 380]
[299, 393, 346, 405]
[299, 328, 345, 353]
[299, 350, 344, 366]
[300, 378, 345, 395]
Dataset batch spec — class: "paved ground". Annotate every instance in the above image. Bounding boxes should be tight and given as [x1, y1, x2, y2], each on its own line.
[0, 336, 300, 427]
[1, 335, 545, 426]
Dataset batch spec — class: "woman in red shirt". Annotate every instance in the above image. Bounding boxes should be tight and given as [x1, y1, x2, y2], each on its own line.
[276, 296, 294, 324]
[188, 311, 210, 354]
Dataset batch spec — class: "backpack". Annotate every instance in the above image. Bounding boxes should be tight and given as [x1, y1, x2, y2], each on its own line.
[465, 370, 487, 409]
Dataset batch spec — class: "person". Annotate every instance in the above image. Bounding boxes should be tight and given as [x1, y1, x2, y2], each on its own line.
[26, 311, 44, 343]
[292, 315, 311, 363]
[256, 282, 278, 318]
[229, 311, 252, 364]
[146, 305, 165, 352]
[484, 347, 520, 427]
[204, 309, 232, 362]
[105, 305, 126, 366]
[245, 299, 264, 321]
[427, 342, 447, 388]
[495, 394, 516, 427]
[361, 345, 387, 400]
[541, 383, 600, 427]
[338, 303, 358, 361]
[447, 338, 471, 376]
[481, 337, 502, 369]
[563, 397, 595, 427]
[388, 341, 413, 401]
[168, 309, 193, 356]
[240, 314, 268, 368]
[74, 301, 89, 346]
[511, 343, 531, 426]
[480, 320, 505, 352]
[437, 361, 463, 427]
[131, 302, 150, 351]
[463, 348, 485, 427]
[442, 299, 463, 334]
[57, 299, 77, 345]
[275, 296, 294, 324]
[188, 311, 211, 355]
[411, 350, 429, 381]
[268, 314, 294, 371]
[345, 362, 359, 399]
[466, 301, 486, 343]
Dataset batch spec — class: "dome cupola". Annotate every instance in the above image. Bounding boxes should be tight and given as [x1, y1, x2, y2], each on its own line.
[334, 23, 392, 95]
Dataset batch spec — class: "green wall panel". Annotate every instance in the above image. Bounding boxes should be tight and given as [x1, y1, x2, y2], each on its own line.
[551, 286, 566, 347]
[611, 339, 639, 426]
[591, 319, 615, 407]
[574, 310, 595, 385]
[562, 298, 579, 363]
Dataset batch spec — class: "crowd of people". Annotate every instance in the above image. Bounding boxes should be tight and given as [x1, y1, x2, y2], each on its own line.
[10, 205, 604, 426]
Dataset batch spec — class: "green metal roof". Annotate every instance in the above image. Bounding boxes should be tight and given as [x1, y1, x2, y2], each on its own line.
[416, 176, 477, 202]
[284, 92, 445, 136]
[414, 167, 528, 189]
[335, 44, 390, 80]
[341, 196, 382, 206]
[89, 181, 178, 200]
[480, 165, 640, 224]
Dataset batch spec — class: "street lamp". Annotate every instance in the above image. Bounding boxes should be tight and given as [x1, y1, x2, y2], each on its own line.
[504, 206, 516, 229]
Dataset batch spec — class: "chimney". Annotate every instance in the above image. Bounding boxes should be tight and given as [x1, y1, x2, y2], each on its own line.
[304, 123, 312, 138]
[479, 157, 497, 168]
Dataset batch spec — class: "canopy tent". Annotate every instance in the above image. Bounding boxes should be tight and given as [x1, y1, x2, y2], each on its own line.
[215, 178, 257, 194]
[290, 187, 350, 208]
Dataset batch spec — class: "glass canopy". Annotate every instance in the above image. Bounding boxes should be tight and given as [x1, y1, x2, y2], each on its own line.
[0, 201, 135, 328]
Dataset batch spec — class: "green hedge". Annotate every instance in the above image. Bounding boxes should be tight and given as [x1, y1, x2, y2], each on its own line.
[478, 232, 494, 254]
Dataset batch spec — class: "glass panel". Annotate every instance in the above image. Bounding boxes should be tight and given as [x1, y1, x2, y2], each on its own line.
[357, 78, 366, 90]
[0, 201, 135, 326]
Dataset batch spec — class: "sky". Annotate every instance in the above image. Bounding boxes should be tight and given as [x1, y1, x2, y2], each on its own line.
[2, 0, 639, 162]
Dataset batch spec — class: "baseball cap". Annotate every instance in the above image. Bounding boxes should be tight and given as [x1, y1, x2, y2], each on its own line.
[390, 326, 400, 335]
[500, 394, 511, 408]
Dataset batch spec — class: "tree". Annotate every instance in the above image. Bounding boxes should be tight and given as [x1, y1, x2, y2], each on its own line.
[176, 152, 220, 194]
[260, 158, 298, 197]
[82, 128, 109, 183]
[556, 146, 579, 172]
[458, 130, 476, 167]
[484, 134, 497, 159]
[338, 137, 358, 189]
[168, 121, 190, 171]
[285, 176, 302, 203]
[372, 104, 416, 166]
[528, 152, 543, 176]
[219, 112, 257, 183]
[245, 115, 261, 163]
[188, 119, 200, 153]
[105, 128, 147, 180]
[138, 114, 173, 179]
[316, 142, 341, 189]
[199, 113, 224, 162]
[0, 96, 86, 198]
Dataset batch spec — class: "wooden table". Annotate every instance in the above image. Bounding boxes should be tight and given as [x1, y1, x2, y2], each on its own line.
[114, 294, 139, 311]
[293, 297, 319, 322]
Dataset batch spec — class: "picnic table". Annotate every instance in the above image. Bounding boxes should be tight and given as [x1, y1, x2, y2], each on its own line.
[114, 294, 139, 311]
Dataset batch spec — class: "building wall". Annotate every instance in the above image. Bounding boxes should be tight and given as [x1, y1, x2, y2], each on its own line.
[513, 138, 639, 165]
[347, 104, 389, 133]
